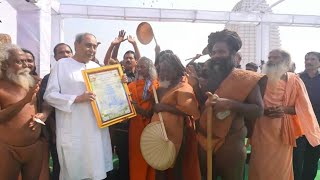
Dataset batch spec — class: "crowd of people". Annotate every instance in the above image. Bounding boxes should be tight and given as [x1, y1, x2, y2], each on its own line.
[0, 28, 320, 180]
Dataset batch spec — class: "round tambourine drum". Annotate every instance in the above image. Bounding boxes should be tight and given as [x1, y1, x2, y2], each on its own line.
[140, 121, 176, 171]
[136, 22, 155, 45]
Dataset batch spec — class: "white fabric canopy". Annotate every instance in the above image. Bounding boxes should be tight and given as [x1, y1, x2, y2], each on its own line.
[58, 3, 320, 27]
[2, 0, 320, 76]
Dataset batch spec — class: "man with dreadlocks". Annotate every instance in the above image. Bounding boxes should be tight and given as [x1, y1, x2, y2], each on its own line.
[193, 29, 267, 180]
[152, 52, 201, 180]
[128, 57, 158, 180]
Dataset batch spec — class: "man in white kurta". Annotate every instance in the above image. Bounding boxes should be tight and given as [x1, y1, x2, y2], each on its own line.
[44, 33, 113, 180]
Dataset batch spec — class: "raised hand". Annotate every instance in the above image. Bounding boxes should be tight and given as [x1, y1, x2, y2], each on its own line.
[111, 37, 125, 45]
[118, 30, 126, 39]
[23, 82, 40, 103]
[111, 30, 127, 45]
[155, 44, 161, 54]
[127, 35, 137, 45]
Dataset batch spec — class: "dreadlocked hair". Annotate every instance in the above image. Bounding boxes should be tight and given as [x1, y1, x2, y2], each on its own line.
[159, 52, 186, 78]
[207, 29, 242, 55]
[155, 49, 174, 67]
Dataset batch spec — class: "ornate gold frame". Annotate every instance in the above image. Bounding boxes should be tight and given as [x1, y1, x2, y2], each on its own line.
[82, 64, 136, 128]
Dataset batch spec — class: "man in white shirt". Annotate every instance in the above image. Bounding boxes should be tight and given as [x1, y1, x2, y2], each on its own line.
[44, 33, 113, 180]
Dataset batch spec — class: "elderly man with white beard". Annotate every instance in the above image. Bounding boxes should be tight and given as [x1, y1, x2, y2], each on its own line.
[0, 44, 49, 180]
[248, 49, 320, 180]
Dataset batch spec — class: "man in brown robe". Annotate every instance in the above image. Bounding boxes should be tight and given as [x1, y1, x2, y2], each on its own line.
[152, 52, 201, 180]
[191, 29, 267, 180]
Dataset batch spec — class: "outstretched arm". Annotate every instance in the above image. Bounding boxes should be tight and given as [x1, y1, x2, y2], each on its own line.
[128, 35, 141, 61]
[104, 30, 126, 65]
[155, 43, 161, 61]
[111, 30, 126, 60]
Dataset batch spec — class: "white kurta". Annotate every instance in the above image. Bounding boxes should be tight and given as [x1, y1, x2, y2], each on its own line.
[44, 58, 113, 180]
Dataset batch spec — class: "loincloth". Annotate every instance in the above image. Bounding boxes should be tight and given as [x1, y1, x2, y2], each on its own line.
[0, 138, 44, 164]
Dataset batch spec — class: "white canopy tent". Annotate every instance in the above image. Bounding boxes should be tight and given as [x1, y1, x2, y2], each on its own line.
[2, 0, 320, 76]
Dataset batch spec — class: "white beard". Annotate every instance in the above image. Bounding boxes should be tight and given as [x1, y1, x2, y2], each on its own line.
[159, 80, 171, 88]
[6, 68, 35, 90]
[262, 62, 290, 85]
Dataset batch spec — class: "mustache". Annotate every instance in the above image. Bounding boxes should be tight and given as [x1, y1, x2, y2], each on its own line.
[207, 56, 234, 72]
[6, 68, 35, 90]
[18, 68, 31, 74]
[305, 63, 315, 67]
[210, 57, 230, 63]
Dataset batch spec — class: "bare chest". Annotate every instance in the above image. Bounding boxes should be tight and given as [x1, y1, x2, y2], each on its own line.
[0, 83, 37, 119]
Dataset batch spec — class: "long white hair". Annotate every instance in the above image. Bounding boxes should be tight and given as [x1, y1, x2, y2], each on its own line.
[135, 56, 158, 81]
[0, 43, 34, 90]
[0, 43, 22, 79]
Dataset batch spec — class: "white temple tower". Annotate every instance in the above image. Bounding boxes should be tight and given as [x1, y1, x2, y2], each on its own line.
[226, 0, 281, 68]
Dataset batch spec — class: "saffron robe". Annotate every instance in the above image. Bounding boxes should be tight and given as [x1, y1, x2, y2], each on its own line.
[128, 79, 158, 180]
[197, 69, 267, 152]
[151, 77, 201, 180]
[249, 72, 320, 180]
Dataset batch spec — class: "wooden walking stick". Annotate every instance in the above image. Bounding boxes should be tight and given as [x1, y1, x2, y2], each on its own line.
[207, 104, 213, 180]
[206, 92, 219, 180]
[207, 106, 212, 180]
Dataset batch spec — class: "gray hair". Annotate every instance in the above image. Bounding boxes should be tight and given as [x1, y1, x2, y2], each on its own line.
[75, 32, 96, 43]
[0, 43, 21, 79]
[136, 56, 158, 81]
[270, 49, 291, 65]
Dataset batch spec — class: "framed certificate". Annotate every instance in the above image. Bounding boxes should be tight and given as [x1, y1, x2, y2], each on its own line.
[82, 64, 136, 128]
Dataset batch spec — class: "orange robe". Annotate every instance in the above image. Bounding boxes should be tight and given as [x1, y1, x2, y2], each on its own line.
[197, 69, 267, 152]
[249, 73, 320, 180]
[151, 77, 201, 180]
[128, 79, 158, 180]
